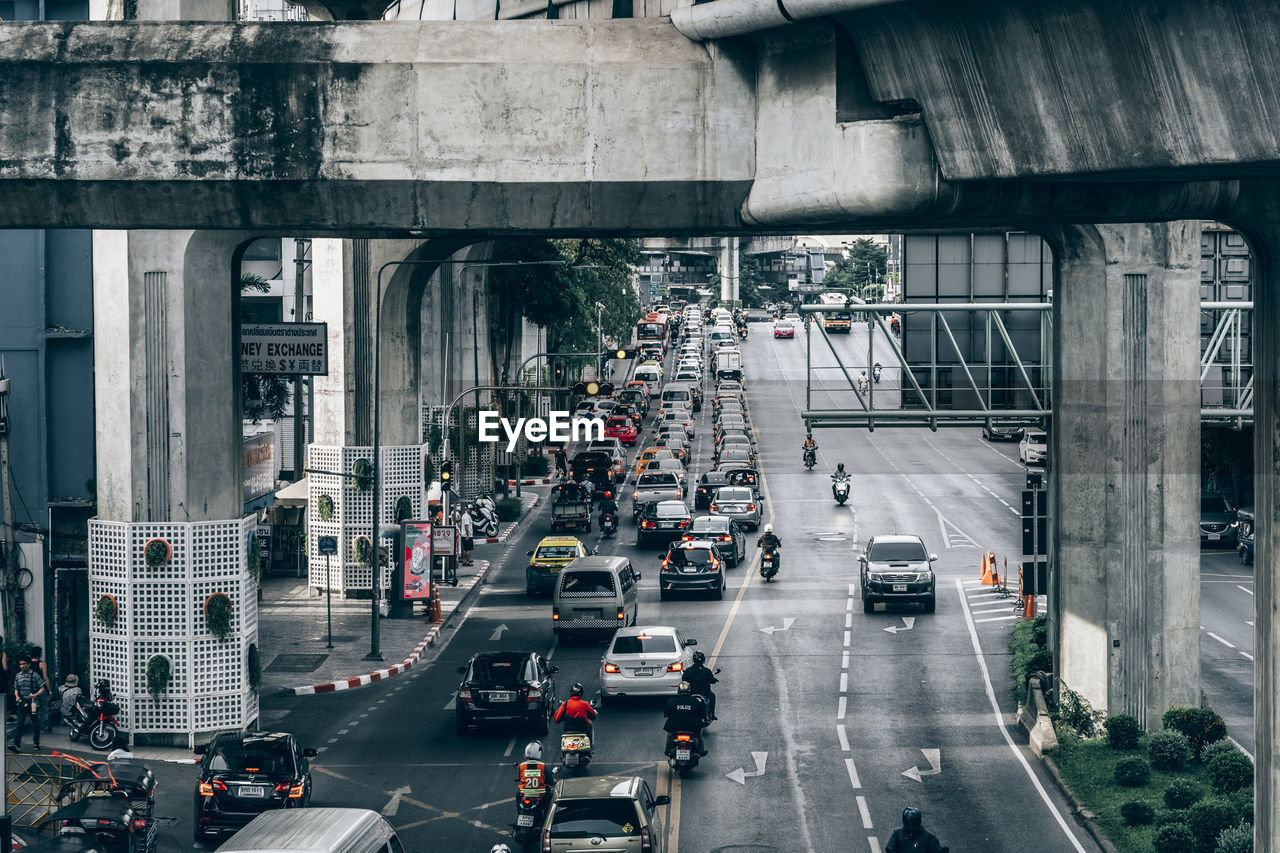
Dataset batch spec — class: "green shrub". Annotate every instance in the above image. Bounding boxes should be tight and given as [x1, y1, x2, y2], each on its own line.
[523, 453, 550, 476]
[1119, 800, 1154, 826]
[1201, 739, 1240, 767]
[494, 497, 523, 522]
[1010, 615, 1051, 697]
[394, 496, 413, 523]
[1153, 823, 1195, 853]
[1149, 730, 1193, 771]
[351, 458, 373, 493]
[1207, 751, 1254, 795]
[1164, 778, 1205, 809]
[1188, 800, 1238, 853]
[1114, 755, 1151, 786]
[1156, 809, 1190, 826]
[1225, 788, 1254, 824]
[1105, 713, 1143, 750]
[1164, 706, 1229, 758]
[1214, 821, 1253, 853]
[1055, 685, 1099, 738]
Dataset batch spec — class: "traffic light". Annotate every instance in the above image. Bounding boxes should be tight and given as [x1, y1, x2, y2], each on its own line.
[553, 363, 565, 383]
[613, 348, 636, 360]
[440, 460, 453, 490]
[572, 381, 614, 397]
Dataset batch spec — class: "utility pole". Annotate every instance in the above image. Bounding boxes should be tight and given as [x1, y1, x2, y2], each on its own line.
[292, 239, 309, 481]
[0, 368, 22, 642]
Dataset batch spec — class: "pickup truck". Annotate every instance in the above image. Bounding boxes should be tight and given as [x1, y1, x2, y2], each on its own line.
[631, 471, 684, 519]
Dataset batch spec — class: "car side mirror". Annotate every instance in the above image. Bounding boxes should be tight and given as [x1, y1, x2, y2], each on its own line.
[526, 550, 534, 556]
[592, 547, 599, 555]
[302, 748, 318, 757]
[634, 571, 642, 580]
[929, 554, 938, 562]
[456, 666, 467, 674]
[549, 665, 559, 674]
[654, 795, 671, 807]
[684, 639, 697, 646]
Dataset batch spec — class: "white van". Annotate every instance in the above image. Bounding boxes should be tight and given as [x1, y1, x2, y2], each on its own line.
[632, 365, 662, 394]
[216, 809, 403, 853]
[553, 556, 640, 636]
[660, 386, 694, 411]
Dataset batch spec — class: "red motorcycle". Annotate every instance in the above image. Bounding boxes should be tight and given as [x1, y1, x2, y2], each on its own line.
[68, 678, 121, 750]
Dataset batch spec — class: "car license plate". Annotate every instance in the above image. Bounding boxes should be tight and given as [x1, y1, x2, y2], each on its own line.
[634, 667, 655, 676]
[675, 749, 691, 761]
[489, 691, 515, 702]
[1208, 533, 1221, 541]
[564, 754, 579, 766]
[238, 786, 266, 799]
[516, 814, 535, 828]
[893, 584, 908, 592]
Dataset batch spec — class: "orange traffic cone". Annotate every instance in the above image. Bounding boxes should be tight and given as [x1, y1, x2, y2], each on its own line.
[980, 550, 997, 585]
[1023, 594, 1036, 619]
[979, 552, 991, 582]
[430, 594, 443, 622]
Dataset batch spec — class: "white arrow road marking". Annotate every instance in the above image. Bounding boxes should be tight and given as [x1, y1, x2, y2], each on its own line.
[759, 618, 795, 635]
[490, 624, 509, 641]
[725, 751, 768, 784]
[901, 748, 941, 782]
[381, 786, 411, 816]
[443, 691, 457, 711]
[883, 617, 916, 635]
[936, 510, 981, 549]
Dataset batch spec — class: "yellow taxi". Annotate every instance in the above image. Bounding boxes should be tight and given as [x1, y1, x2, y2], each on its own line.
[526, 536, 589, 597]
[633, 446, 677, 481]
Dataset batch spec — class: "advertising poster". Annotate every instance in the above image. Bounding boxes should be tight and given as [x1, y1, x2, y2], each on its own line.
[402, 521, 432, 600]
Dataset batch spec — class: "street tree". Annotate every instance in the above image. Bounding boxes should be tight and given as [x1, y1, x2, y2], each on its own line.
[240, 273, 292, 423]
[824, 238, 888, 296]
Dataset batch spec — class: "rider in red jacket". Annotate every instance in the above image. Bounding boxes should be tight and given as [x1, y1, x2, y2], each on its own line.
[552, 684, 598, 734]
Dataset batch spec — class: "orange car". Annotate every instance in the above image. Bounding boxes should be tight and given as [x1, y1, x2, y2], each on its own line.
[633, 446, 676, 481]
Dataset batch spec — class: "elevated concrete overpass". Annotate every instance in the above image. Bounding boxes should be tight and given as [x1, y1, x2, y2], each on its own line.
[6, 0, 1280, 842]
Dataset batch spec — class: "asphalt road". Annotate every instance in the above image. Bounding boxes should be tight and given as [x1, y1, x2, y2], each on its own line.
[133, 317, 1252, 853]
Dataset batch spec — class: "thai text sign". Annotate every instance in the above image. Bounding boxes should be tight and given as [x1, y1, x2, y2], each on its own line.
[241, 323, 329, 375]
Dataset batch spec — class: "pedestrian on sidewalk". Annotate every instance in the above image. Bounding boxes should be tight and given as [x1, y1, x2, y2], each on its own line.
[31, 646, 51, 732]
[459, 507, 475, 566]
[10, 656, 46, 752]
[59, 674, 81, 727]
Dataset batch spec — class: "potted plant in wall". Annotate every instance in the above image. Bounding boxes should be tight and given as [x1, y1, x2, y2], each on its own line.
[352, 459, 373, 494]
[204, 593, 234, 642]
[94, 594, 118, 629]
[353, 535, 373, 568]
[395, 496, 413, 524]
[247, 643, 262, 695]
[143, 537, 172, 569]
[146, 653, 172, 702]
[317, 494, 335, 522]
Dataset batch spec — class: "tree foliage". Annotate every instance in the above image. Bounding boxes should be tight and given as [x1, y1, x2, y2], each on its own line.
[823, 238, 888, 298]
[240, 273, 293, 423]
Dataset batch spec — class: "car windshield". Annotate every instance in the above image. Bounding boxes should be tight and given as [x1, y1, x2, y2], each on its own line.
[606, 418, 631, 428]
[611, 634, 678, 654]
[692, 518, 728, 532]
[638, 473, 678, 487]
[668, 548, 713, 565]
[651, 503, 688, 519]
[1202, 496, 1230, 513]
[550, 800, 641, 839]
[536, 545, 580, 560]
[210, 739, 293, 775]
[560, 572, 616, 595]
[468, 654, 530, 682]
[867, 541, 928, 562]
[1028, 434, 1047, 446]
[716, 488, 752, 501]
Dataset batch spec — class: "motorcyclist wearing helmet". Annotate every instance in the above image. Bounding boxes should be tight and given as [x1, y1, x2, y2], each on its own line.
[662, 682, 709, 756]
[802, 431, 817, 463]
[490, 846, 513, 853]
[831, 462, 850, 498]
[885, 806, 944, 853]
[683, 650, 718, 720]
[757, 523, 781, 552]
[552, 683, 598, 735]
[515, 741, 550, 815]
[598, 490, 619, 518]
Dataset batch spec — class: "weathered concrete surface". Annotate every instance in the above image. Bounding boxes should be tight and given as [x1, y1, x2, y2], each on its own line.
[1046, 221, 1202, 730]
[0, 20, 756, 233]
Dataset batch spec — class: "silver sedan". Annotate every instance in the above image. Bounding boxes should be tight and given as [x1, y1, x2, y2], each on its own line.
[709, 486, 761, 530]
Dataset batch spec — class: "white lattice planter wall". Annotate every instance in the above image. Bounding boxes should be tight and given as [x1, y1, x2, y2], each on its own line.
[88, 516, 258, 745]
[307, 443, 425, 595]
[422, 405, 494, 502]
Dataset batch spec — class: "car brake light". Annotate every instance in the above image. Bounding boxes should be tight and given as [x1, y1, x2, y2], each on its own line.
[618, 608, 626, 620]
[675, 733, 692, 742]
[542, 828, 552, 853]
[199, 781, 227, 796]
[641, 826, 653, 853]
[710, 504, 718, 511]
[459, 686, 473, 701]
[679, 520, 690, 527]
[718, 535, 731, 541]
[527, 687, 542, 701]
[641, 520, 655, 529]
[748, 504, 756, 511]
[604, 663, 620, 674]
[275, 783, 291, 793]
[288, 784, 305, 799]
[552, 610, 559, 621]
[666, 662, 684, 672]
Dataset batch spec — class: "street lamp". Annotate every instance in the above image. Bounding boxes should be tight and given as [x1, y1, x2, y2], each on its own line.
[595, 301, 605, 379]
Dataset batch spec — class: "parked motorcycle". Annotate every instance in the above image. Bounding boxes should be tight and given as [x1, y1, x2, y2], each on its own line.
[666, 731, 703, 776]
[803, 447, 817, 470]
[832, 473, 851, 506]
[760, 547, 780, 581]
[68, 678, 121, 751]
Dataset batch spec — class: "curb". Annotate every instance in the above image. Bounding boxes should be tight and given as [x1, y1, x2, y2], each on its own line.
[292, 560, 493, 696]
[507, 477, 555, 486]
[1042, 754, 1120, 853]
[477, 492, 541, 544]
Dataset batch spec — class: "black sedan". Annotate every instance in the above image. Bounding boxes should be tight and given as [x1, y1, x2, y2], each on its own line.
[193, 731, 317, 842]
[682, 514, 746, 567]
[455, 651, 558, 735]
[694, 471, 730, 511]
[981, 422, 1025, 441]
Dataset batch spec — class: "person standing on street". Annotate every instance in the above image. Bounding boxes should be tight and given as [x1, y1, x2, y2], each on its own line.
[31, 646, 51, 732]
[10, 656, 46, 752]
[459, 507, 475, 566]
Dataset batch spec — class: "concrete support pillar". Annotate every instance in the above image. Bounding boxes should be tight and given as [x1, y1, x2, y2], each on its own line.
[93, 230, 249, 522]
[1046, 221, 1202, 730]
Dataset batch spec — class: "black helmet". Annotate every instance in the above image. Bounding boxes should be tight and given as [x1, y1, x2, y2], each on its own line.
[836, 462, 845, 472]
[692, 651, 706, 666]
[902, 806, 923, 830]
[570, 683, 584, 697]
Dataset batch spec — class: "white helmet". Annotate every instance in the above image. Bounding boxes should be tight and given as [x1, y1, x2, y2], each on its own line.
[490, 846, 512, 853]
[524, 741, 543, 760]
[764, 524, 773, 534]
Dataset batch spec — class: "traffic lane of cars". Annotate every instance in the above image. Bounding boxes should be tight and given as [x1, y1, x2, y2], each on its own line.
[1198, 549, 1256, 757]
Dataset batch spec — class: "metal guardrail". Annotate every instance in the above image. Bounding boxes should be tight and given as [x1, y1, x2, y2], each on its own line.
[796, 301, 1252, 429]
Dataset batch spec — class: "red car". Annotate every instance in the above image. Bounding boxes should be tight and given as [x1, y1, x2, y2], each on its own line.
[773, 320, 796, 338]
[604, 416, 639, 446]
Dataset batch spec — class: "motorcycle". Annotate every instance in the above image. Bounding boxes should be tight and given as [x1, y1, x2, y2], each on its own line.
[600, 510, 618, 537]
[511, 795, 546, 852]
[760, 547, 780, 581]
[737, 324, 748, 340]
[666, 731, 704, 776]
[468, 495, 499, 538]
[68, 678, 121, 751]
[560, 730, 593, 775]
[873, 364, 882, 383]
[832, 474, 850, 506]
[803, 447, 817, 470]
